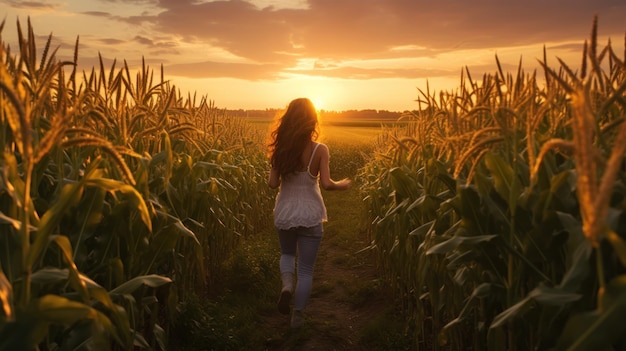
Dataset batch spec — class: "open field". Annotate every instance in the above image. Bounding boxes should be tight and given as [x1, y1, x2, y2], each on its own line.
[243, 115, 401, 144]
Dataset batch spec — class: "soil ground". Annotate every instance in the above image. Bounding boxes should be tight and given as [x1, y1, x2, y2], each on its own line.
[196, 127, 414, 351]
[259, 185, 412, 351]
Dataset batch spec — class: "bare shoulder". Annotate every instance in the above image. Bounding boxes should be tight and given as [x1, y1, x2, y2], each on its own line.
[315, 142, 329, 155]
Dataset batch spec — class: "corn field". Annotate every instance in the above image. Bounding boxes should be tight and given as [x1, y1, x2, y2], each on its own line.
[1, 14, 625, 351]
[0, 19, 273, 350]
[360, 17, 626, 350]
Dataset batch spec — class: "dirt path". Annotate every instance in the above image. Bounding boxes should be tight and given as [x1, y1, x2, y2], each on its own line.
[260, 187, 407, 351]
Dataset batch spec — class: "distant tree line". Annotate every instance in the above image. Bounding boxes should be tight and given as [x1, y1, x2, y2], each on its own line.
[226, 108, 403, 120]
[321, 109, 402, 120]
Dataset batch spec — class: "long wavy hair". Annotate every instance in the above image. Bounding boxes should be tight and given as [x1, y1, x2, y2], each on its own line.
[268, 98, 319, 176]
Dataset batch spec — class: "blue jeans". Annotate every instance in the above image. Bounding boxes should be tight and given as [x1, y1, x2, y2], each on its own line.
[277, 223, 323, 311]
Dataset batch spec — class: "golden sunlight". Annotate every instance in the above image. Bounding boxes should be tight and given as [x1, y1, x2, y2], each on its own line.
[310, 96, 325, 112]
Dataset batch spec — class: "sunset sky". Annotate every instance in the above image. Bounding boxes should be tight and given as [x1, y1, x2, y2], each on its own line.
[0, 0, 624, 111]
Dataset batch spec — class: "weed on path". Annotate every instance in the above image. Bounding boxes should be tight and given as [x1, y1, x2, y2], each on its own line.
[261, 131, 412, 350]
[262, 184, 411, 351]
[171, 124, 412, 350]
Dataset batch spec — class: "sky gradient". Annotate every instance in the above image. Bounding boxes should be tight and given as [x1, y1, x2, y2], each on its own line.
[1, 0, 624, 111]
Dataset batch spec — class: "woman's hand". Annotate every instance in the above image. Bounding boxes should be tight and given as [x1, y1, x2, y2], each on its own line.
[334, 178, 351, 190]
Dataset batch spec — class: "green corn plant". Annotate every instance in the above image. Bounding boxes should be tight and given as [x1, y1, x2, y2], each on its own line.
[0, 19, 150, 349]
[360, 17, 625, 350]
[1, 16, 275, 350]
[525, 17, 626, 350]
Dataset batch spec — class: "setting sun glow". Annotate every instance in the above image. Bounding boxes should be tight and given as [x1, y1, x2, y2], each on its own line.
[0, 1, 623, 111]
[310, 97, 325, 112]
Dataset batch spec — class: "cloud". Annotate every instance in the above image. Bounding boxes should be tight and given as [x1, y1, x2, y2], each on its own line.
[3, 1, 60, 10]
[82, 11, 112, 18]
[165, 60, 282, 80]
[95, 0, 157, 4]
[92, 0, 623, 83]
[98, 37, 126, 45]
[294, 65, 455, 80]
[127, 0, 626, 58]
[3, 0, 624, 86]
[133, 35, 154, 46]
[138, 0, 302, 63]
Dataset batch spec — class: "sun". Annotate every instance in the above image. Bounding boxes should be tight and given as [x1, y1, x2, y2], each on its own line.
[310, 96, 325, 112]
[285, 76, 340, 111]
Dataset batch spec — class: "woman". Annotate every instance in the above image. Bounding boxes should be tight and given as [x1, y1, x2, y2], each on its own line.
[268, 98, 351, 328]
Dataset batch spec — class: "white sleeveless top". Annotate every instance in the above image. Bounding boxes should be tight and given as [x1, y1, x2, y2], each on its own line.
[273, 142, 328, 230]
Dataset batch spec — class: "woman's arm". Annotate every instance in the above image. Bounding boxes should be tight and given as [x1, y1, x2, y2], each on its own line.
[269, 166, 281, 189]
[318, 144, 351, 191]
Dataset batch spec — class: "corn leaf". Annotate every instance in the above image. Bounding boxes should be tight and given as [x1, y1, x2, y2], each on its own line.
[109, 275, 172, 295]
[490, 283, 581, 329]
[606, 230, 626, 267]
[555, 275, 626, 351]
[84, 178, 152, 232]
[28, 181, 84, 268]
[483, 152, 520, 208]
[426, 234, 498, 255]
[0, 271, 13, 321]
[30, 295, 117, 343]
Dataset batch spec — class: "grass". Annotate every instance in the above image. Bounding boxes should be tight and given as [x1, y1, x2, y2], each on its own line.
[169, 121, 413, 350]
[359, 310, 413, 351]
[169, 227, 281, 350]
